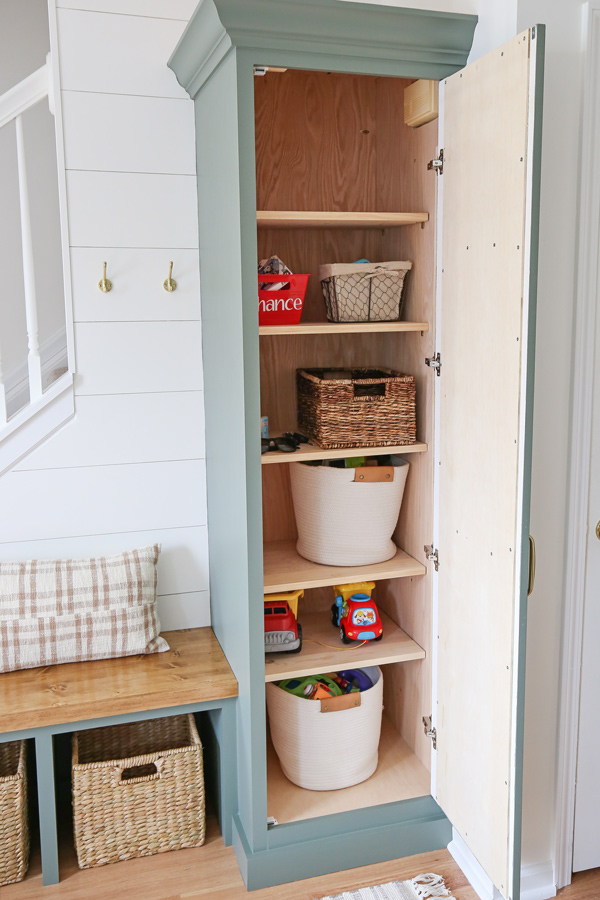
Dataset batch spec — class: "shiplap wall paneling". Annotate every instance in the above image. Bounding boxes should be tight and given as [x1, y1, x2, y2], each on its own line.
[56, 8, 188, 97]
[0, 460, 206, 543]
[158, 591, 211, 630]
[0, 525, 209, 596]
[62, 92, 196, 175]
[66, 172, 198, 249]
[56, 1, 197, 21]
[70, 249, 201, 322]
[74, 322, 203, 394]
[15, 392, 205, 470]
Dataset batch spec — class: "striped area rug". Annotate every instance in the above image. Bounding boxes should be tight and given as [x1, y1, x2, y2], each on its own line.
[314, 873, 456, 900]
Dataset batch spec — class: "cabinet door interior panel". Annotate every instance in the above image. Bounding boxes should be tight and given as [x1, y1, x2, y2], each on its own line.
[266, 715, 431, 825]
[436, 30, 538, 897]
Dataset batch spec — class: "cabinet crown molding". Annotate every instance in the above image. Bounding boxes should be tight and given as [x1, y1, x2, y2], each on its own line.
[169, 0, 477, 98]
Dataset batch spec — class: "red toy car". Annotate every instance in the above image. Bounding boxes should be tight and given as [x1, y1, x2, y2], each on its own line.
[331, 581, 383, 644]
[264, 590, 303, 654]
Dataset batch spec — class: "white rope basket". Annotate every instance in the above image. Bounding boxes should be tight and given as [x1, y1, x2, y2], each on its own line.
[267, 667, 383, 791]
[290, 460, 409, 566]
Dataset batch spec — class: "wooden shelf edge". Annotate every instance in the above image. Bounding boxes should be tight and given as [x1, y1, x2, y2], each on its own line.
[264, 610, 425, 682]
[262, 440, 427, 464]
[264, 542, 426, 594]
[257, 210, 429, 228]
[259, 321, 429, 336]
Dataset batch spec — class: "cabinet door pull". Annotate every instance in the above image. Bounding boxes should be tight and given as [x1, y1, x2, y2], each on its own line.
[528, 535, 536, 596]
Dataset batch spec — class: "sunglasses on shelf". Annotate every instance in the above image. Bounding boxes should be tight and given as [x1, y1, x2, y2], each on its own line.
[261, 432, 309, 454]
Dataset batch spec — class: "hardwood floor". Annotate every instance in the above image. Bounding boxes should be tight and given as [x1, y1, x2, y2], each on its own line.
[3, 811, 598, 899]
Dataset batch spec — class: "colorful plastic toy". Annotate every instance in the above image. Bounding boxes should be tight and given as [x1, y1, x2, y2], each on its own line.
[264, 589, 303, 653]
[278, 675, 342, 698]
[331, 581, 383, 644]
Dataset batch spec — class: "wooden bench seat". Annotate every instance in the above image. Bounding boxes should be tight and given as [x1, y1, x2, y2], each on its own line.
[0, 627, 238, 734]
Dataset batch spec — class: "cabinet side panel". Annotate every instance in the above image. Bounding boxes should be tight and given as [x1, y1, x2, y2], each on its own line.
[194, 52, 267, 850]
[378, 88, 438, 769]
[436, 32, 532, 897]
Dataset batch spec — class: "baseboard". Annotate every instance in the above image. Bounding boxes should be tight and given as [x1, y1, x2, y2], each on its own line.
[448, 830, 557, 900]
[448, 830, 502, 900]
[519, 862, 556, 900]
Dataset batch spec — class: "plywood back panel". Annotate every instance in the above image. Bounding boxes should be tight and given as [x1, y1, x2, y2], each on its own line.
[257, 70, 437, 770]
[435, 31, 534, 896]
[255, 71, 417, 323]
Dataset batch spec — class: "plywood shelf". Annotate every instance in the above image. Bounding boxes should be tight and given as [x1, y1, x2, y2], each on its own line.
[264, 610, 425, 682]
[257, 210, 429, 228]
[259, 321, 429, 336]
[262, 440, 427, 465]
[264, 541, 426, 594]
[266, 714, 431, 824]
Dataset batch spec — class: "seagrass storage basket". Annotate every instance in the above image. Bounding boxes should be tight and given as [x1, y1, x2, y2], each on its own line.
[266, 667, 383, 790]
[72, 714, 205, 869]
[320, 260, 412, 322]
[0, 740, 29, 886]
[297, 368, 416, 449]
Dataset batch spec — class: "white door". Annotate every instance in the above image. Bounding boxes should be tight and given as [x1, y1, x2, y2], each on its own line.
[572, 246, 600, 872]
[435, 27, 543, 900]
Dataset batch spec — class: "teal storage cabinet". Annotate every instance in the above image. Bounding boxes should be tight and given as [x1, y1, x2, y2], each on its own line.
[169, 4, 543, 897]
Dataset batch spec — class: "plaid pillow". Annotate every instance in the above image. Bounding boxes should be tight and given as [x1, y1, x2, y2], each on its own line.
[0, 545, 169, 673]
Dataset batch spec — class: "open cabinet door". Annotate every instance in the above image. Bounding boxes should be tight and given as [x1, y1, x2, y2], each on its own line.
[435, 27, 544, 900]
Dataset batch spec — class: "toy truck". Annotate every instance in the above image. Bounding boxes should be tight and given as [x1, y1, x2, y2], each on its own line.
[331, 581, 383, 644]
[264, 589, 303, 653]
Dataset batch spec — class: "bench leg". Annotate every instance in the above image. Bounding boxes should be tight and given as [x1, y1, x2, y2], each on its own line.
[219, 701, 237, 847]
[35, 732, 60, 885]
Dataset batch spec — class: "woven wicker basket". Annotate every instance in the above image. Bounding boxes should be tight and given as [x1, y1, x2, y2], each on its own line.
[297, 367, 416, 449]
[0, 740, 29, 886]
[72, 714, 205, 869]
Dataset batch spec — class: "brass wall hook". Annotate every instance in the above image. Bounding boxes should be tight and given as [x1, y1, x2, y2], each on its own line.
[163, 261, 177, 292]
[98, 261, 112, 293]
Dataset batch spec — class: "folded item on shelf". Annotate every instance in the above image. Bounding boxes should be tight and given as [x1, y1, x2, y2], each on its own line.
[258, 255, 293, 290]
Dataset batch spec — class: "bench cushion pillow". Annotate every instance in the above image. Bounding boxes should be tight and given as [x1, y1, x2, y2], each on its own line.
[0, 544, 169, 673]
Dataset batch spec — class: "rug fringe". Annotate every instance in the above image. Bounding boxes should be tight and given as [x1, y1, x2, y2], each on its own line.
[409, 873, 455, 899]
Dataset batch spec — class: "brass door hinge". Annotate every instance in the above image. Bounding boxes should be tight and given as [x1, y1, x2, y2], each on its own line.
[427, 149, 444, 174]
[424, 545, 439, 571]
[423, 715, 437, 749]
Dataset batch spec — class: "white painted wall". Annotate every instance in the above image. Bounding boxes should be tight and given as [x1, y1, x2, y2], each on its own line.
[0, 0, 210, 631]
[0, 0, 66, 379]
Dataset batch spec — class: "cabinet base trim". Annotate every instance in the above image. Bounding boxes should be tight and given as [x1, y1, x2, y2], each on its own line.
[232, 800, 451, 891]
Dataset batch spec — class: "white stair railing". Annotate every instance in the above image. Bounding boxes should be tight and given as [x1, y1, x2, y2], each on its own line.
[15, 112, 43, 403]
[0, 64, 51, 417]
[0, 59, 74, 475]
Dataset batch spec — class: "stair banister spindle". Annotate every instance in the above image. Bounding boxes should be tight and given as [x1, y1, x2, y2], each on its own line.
[15, 113, 43, 402]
